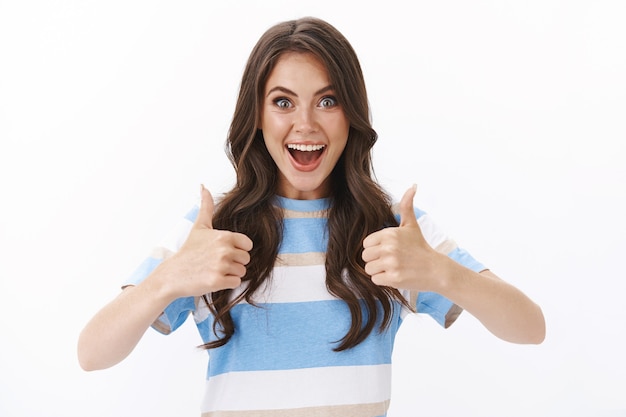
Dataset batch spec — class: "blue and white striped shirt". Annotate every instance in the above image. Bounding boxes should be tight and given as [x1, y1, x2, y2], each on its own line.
[125, 195, 485, 416]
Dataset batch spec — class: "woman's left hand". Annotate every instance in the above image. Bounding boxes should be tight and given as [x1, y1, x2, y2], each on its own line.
[362, 185, 444, 291]
[363, 186, 546, 344]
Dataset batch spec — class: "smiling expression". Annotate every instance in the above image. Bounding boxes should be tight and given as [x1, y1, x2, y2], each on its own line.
[260, 52, 350, 200]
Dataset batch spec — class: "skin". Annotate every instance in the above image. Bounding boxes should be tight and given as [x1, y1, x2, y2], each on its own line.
[77, 186, 252, 370]
[363, 185, 546, 344]
[261, 52, 349, 200]
[77, 50, 544, 372]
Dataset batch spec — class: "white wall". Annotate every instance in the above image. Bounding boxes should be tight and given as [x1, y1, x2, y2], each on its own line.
[1, 1, 625, 416]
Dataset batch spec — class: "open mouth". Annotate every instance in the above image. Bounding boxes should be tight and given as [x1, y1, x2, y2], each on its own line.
[286, 143, 326, 167]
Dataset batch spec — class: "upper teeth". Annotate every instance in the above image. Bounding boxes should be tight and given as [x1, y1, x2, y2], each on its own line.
[287, 144, 325, 152]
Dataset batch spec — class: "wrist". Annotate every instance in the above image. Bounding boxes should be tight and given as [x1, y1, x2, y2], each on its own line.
[427, 251, 458, 295]
[142, 257, 184, 303]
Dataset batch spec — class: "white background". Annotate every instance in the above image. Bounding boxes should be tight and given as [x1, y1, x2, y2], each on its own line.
[1, 1, 625, 416]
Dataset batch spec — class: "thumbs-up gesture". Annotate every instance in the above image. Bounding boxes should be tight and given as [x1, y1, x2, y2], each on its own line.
[362, 185, 441, 291]
[165, 185, 254, 298]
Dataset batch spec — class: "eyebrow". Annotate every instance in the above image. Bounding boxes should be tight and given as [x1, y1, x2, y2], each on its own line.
[266, 85, 334, 98]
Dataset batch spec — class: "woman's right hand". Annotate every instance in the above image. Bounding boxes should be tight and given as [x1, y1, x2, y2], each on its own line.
[155, 185, 253, 298]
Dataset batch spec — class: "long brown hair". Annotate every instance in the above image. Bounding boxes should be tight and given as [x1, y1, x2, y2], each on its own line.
[203, 17, 411, 351]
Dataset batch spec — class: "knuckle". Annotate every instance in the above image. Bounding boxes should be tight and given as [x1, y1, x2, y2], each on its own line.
[371, 275, 385, 286]
[388, 257, 401, 270]
[236, 264, 247, 277]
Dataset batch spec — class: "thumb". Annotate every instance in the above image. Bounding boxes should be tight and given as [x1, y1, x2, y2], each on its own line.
[399, 184, 418, 227]
[195, 184, 214, 229]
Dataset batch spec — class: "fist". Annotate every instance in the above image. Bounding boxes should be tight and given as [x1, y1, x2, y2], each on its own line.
[168, 185, 253, 297]
[362, 185, 439, 290]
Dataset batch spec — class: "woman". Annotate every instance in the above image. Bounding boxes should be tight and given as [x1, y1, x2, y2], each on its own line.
[78, 16, 545, 416]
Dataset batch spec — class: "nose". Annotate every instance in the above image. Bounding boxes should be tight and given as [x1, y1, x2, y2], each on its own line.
[294, 106, 317, 135]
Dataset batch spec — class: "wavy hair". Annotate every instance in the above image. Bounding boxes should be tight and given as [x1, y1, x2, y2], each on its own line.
[203, 17, 411, 351]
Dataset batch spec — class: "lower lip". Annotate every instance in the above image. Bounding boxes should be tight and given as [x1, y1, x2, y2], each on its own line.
[287, 148, 326, 172]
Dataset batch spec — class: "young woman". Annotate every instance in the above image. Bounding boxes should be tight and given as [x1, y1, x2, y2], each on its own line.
[78, 16, 545, 416]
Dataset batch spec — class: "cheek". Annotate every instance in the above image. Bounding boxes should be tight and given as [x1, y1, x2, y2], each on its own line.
[263, 108, 287, 125]
[331, 118, 350, 145]
[330, 112, 350, 136]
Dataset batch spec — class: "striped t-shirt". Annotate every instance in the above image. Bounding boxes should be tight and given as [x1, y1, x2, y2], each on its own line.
[125, 195, 485, 416]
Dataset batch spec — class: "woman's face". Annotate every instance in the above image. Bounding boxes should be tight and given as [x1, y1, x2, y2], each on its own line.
[260, 52, 349, 200]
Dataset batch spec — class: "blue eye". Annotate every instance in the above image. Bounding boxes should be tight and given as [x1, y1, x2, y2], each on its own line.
[319, 96, 337, 108]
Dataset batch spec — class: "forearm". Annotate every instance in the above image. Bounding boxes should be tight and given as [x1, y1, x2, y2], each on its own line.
[436, 256, 546, 344]
[77, 273, 174, 371]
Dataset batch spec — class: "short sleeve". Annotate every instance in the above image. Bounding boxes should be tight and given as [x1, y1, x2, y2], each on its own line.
[395, 205, 487, 327]
[122, 203, 200, 334]
[416, 291, 455, 327]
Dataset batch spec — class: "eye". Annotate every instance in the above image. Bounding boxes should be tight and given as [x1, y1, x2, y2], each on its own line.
[273, 98, 292, 109]
[319, 96, 338, 108]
